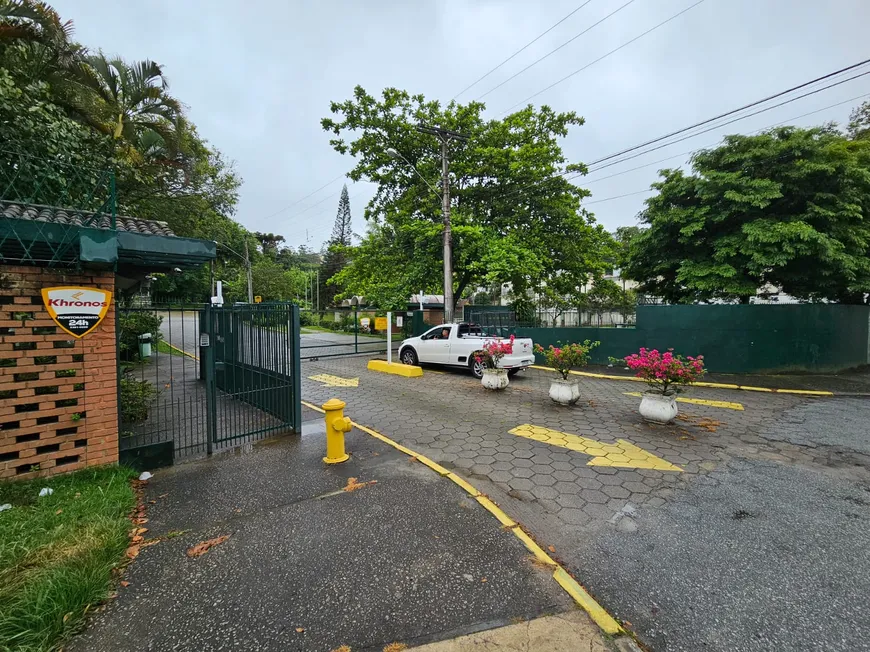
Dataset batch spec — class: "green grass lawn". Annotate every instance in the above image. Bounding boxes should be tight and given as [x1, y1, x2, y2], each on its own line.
[0, 466, 137, 651]
[155, 339, 187, 356]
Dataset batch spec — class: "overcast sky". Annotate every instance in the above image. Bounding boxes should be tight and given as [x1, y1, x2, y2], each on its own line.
[55, 0, 870, 249]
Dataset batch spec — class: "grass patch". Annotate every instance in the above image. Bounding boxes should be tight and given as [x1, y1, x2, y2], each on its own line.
[155, 340, 187, 357]
[0, 466, 137, 651]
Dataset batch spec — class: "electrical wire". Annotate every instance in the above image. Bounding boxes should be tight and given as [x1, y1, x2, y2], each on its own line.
[452, 0, 596, 100]
[495, 62, 870, 200]
[475, 0, 635, 101]
[585, 58, 870, 168]
[500, 0, 707, 114]
[260, 172, 346, 220]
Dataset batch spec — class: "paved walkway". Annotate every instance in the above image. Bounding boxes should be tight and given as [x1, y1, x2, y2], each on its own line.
[300, 357, 870, 652]
[73, 413, 618, 652]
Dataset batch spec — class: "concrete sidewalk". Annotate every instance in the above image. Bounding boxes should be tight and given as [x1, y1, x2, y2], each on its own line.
[71, 412, 616, 652]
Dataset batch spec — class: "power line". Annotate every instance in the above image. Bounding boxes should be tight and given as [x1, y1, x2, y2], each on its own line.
[580, 67, 870, 175]
[452, 0, 596, 100]
[496, 62, 870, 200]
[261, 172, 346, 220]
[475, 0, 636, 101]
[585, 189, 653, 204]
[582, 91, 870, 186]
[501, 0, 707, 114]
[585, 57, 870, 168]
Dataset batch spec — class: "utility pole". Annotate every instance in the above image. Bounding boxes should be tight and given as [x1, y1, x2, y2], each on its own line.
[316, 269, 320, 313]
[416, 123, 469, 324]
[244, 240, 253, 304]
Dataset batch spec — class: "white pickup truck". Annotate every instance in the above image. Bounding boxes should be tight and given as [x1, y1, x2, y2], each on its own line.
[398, 323, 535, 378]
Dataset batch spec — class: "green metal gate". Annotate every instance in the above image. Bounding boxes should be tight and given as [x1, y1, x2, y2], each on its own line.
[119, 302, 301, 468]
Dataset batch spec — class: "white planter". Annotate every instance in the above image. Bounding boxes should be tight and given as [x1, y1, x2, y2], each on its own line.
[639, 392, 678, 424]
[481, 368, 509, 390]
[549, 378, 581, 405]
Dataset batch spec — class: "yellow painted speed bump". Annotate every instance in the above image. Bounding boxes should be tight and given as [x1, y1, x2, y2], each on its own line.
[510, 424, 683, 472]
[623, 391, 744, 411]
[367, 359, 423, 377]
[309, 373, 360, 387]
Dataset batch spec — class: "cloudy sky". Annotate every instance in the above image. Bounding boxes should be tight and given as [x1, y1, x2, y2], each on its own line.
[55, 0, 870, 248]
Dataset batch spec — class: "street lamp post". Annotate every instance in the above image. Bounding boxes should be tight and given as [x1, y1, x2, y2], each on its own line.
[387, 124, 468, 323]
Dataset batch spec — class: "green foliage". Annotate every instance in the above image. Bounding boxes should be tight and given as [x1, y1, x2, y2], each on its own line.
[323, 86, 614, 311]
[535, 340, 599, 380]
[118, 310, 162, 361]
[626, 127, 870, 304]
[847, 100, 870, 141]
[0, 465, 136, 652]
[119, 377, 156, 423]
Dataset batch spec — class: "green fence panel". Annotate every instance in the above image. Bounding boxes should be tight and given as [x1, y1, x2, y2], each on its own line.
[517, 305, 870, 374]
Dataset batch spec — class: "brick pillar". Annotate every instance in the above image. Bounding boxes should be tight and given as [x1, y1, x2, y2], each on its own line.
[0, 266, 117, 480]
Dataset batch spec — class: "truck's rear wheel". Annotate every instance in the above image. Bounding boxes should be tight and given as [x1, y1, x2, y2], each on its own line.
[400, 348, 418, 366]
[470, 355, 486, 379]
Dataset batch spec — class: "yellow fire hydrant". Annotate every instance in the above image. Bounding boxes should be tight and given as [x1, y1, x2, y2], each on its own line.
[322, 398, 352, 464]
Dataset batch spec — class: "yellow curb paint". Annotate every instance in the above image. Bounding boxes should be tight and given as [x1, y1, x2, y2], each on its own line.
[513, 528, 558, 567]
[367, 359, 423, 377]
[552, 568, 623, 636]
[301, 397, 625, 638]
[475, 496, 517, 527]
[414, 455, 451, 476]
[776, 388, 835, 396]
[510, 424, 683, 472]
[530, 365, 835, 396]
[302, 400, 326, 414]
[308, 373, 360, 387]
[622, 392, 744, 411]
[166, 342, 199, 361]
[445, 473, 481, 497]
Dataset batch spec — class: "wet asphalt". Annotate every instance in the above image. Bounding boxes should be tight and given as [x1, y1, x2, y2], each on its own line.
[70, 418, 573, 652]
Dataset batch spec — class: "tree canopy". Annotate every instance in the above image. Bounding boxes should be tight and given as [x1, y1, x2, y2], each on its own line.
[322, 86, 614, 311]
[625, 126, 870, 304]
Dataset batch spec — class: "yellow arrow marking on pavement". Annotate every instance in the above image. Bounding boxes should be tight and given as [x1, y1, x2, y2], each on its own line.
[509, 424, 683, 472]
[308, 374, 359, 387]
[622, 392, 744, 411]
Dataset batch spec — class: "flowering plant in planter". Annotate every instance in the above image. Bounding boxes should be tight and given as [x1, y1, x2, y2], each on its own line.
[534, 340, 599, 379]
[620, 348, 705, 395]
[475, 335, 515, 369]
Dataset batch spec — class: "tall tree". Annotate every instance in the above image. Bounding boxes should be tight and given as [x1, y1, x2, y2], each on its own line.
[319, 184, 353, 308]
[626, 126, 870, 304]
[330, 184, 353, 246]
[69, 52, 182, 152]
[322, 86, 613, 312]
[254, 232, 285, 258]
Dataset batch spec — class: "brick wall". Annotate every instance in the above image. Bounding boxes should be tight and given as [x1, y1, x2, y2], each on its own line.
[0, 266, 117, 479]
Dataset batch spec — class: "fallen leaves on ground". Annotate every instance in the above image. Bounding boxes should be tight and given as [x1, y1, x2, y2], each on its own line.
[295, 627, 305, 633]
[343, 477, 377, 492]
[697, 418, 724, 432]
[120, 581, 130, 587]
[330, 646, 351, 652]
[527, 555, 558, 571]
[548, 545, 556, 553]
[186, 535, 230, 558]
[125, 545, 140, 560]
[383, 644, 407, 652]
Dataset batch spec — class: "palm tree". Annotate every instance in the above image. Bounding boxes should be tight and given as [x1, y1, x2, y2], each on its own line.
[0, 0, 82, 80]
[70, 53, 183, 150]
